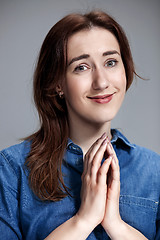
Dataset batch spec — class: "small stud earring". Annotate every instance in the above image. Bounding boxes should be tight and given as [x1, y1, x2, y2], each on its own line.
[59, 91, 64, 98]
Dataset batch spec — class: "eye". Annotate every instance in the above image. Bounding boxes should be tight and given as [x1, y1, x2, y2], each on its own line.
[74, 64, 88, 72]
[105, 59, 118, 68]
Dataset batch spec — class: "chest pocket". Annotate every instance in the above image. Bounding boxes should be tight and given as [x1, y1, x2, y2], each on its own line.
[119, 195, 159, 240]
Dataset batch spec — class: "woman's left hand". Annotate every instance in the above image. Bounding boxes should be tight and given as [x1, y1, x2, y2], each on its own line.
[101, 138, 148, 240]
[101, 138, 122, 237]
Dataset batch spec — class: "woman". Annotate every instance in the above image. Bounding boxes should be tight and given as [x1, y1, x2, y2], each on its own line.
[0, 10, 159, 240]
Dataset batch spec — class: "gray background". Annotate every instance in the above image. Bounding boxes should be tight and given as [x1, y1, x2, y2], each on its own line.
[0, 0, 160, 154]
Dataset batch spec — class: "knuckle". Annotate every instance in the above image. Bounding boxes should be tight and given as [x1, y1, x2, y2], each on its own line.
[83, 174, 90, 183]
[98, 168, 104, 176]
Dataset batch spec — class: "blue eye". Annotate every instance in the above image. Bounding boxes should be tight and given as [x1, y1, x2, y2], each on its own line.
[74, 65, 88, 72]
[105, 60, 118, 67]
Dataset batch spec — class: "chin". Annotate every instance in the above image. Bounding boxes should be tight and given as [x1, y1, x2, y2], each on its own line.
[85, 113, 116, 126]
[95, 111, 118, 122]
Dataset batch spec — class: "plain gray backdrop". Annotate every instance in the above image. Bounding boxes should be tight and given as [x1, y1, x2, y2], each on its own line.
[0, 0, 160, 154]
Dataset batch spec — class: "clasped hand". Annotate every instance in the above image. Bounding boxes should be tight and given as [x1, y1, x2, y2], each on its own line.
[76, 133, 121, 237]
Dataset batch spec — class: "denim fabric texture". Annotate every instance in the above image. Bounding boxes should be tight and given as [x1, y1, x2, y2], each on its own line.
[0, 129, 160, 239]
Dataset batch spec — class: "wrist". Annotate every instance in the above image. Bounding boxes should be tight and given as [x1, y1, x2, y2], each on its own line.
[104, 220, 147, 240]
[74, 214, 95, 237]
[111, 220, 128, 240]
[102, 218, 125, 240]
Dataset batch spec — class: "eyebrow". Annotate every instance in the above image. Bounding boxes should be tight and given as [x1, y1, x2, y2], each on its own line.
[103, 50, 120, 56]
[68, 50, 120, 66]
[68, 54, 90, 66]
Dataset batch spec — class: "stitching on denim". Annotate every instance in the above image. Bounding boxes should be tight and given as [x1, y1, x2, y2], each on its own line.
[0, 152, 18, 178]
[119, 195, 159, 210]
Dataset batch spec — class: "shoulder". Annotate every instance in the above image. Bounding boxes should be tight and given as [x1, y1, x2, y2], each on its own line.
[131, 142, 160, 161]
[0, 141, 31, 175]
[112, 129, 160, 170]
[131, 144, 160, 171]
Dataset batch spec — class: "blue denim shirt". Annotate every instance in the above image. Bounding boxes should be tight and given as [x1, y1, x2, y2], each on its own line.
[0, 129, 160, 240]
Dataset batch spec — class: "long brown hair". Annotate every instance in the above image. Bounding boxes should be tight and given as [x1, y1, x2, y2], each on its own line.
[26, 10, 136, 201]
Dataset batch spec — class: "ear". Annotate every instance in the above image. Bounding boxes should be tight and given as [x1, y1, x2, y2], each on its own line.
[56, 84, 62, 93]
[56, 85, 64, 98]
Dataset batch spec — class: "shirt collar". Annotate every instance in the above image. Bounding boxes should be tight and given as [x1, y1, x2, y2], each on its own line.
[67, 138, 74, 147]
[67, 139, 83, 154]
[111, 129, 135, 149]
[67, 128, 135, 153]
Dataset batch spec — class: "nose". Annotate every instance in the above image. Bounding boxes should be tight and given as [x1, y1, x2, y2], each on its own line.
[92, 67, 109, 90]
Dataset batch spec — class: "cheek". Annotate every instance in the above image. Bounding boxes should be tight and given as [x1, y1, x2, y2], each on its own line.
[64, 74, 90, 98]
[63, 76, 76, 96]
[111, 73, 126, 91]
[116, 69, 127, 91]
[63, 79, 83, 106]
[122, 71, 127, 90]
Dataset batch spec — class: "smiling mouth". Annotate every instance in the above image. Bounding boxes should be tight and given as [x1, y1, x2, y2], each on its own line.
[89, 94, 113, 99]
[88, 93, 114, 104]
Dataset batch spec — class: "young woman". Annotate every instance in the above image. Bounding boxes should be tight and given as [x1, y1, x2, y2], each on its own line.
[0, 11, 159, 240]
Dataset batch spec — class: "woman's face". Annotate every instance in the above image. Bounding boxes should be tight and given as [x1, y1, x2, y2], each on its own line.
[63, 27, 126, 127]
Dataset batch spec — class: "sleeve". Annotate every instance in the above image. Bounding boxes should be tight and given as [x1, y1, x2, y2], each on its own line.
[0, 151, 22, 239]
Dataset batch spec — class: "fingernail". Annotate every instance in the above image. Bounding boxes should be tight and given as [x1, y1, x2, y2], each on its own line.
[101, 132, 106, 139]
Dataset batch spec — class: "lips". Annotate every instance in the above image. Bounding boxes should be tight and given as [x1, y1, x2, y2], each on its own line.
[88, 93, 114, 104]
[89, 94, 113, 99]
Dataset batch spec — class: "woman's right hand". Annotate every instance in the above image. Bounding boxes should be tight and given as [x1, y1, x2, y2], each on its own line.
[75, 133, 112, 230]
[44, 133, 114, 240]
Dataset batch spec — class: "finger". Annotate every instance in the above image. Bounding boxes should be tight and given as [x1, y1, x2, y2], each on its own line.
[106, 138, 118, 165]
[83, 133, 106, 176]
[86, 133, 107, 162]
[97, 155, 112, 185]
[111, 156, 120, 181]
[107, 156, 120, 200]
[107, 155, 120, 188]
[90, 139, 108, 182]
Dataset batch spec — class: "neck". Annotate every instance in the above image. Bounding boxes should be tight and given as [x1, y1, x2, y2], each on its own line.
[68, 119, 112, 156]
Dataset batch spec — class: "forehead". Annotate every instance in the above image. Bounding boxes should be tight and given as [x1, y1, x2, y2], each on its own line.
[67, 27, 120, 58]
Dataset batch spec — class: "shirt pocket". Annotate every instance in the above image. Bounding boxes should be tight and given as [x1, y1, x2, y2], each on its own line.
[119, 195, 159, 240]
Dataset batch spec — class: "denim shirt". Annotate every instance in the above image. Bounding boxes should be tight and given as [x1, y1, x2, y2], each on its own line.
[0, 129, 160, 240]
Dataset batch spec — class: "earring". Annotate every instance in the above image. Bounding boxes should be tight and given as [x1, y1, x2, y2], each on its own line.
[59, 91, 64, 98]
